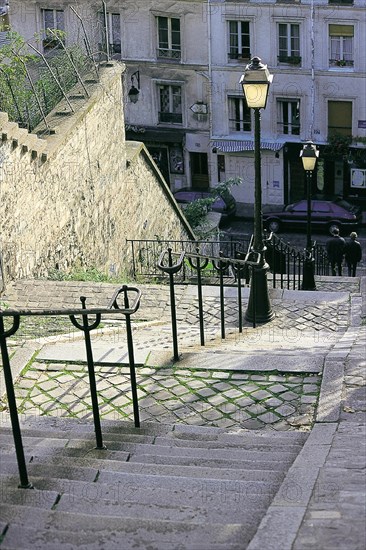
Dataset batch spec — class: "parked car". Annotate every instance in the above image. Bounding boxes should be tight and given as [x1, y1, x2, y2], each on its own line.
[173, 187, 237, 219]
[263, 198, 362, 236]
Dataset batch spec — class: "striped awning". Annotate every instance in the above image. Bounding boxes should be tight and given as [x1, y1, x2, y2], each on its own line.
[211, 140, 284, 153]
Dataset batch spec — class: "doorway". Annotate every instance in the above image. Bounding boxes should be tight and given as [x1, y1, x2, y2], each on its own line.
[190, 152, 209, 189]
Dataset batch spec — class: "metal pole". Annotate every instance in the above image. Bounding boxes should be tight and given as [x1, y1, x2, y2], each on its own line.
[123, 287, 140, 428]
[0, 316, 32, 488]
[245, 108, 273, 323]
[302, 170, 317, 290]
[168, 249, 179, 361]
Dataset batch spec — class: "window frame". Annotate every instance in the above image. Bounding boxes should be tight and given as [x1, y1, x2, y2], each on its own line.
[156, 16, 181, 60]
[41, 8, 65, 51]
[157, 83, 183, 125]
[227, 20, 251, 62]
[276, 99, 301, 136]
[277, 22, 301, 65]
[329, 24, 354, 68]
[328, 100, 353, 137]
[228, 96, 251, 133]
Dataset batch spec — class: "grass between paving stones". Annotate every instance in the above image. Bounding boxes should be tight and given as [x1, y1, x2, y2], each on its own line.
[6, 360, 322, 430]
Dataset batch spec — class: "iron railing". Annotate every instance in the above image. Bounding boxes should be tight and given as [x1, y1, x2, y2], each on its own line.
[0, 5, 100, 133]
[127, 235, 331, 287]
[127, 238, 251, 282]
[0, 285, 141, 489]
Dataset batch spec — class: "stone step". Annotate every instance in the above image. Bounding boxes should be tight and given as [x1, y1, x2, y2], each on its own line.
[0, 506, 250, 549]
[1, 475, 273, 522]
[1, 453, 285, 482]
[154, 435, 304, 452]
[3, 479, 273, 528]
[70, 441, 300, 463]
[0, 421, 308, 447]
[0, 461, 99, 482]
[128, 453, 292, 471]
[0, 426, 156, 445]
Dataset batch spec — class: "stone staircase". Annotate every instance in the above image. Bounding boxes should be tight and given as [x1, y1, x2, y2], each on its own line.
[0, 416, 307, 549]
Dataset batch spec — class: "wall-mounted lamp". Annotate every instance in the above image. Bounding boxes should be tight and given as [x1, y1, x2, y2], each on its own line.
[128, 71, 140, 103]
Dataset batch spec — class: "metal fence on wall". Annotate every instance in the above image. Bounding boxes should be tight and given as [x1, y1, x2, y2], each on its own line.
[0, 5, 103, 132]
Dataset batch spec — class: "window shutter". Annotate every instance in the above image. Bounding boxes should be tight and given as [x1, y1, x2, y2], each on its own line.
[329, 25, 354, 36]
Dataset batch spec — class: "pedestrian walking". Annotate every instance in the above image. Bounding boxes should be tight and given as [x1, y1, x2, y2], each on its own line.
[345, 232, 362, 277]
[326, 228, 345, 276]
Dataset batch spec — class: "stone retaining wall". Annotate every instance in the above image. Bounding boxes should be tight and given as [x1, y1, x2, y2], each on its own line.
[0, 62, 193, 285]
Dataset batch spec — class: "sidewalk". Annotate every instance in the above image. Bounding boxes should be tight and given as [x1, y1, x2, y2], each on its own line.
[0, 277, 365, 548]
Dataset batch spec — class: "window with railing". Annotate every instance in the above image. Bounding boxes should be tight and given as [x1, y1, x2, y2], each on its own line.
[328, 101, 352, 137]
[98, 11, 121, 56]
[157, 16, 181, 60]
[277, 99, 300, 135]
[278, 23, 301, 65]
[329, 25, 354, 68]
[41, 8, 65, 51]
[158, 85, 182, 124]
[228, 21, 250, 61]
[228, 97, 251, 132]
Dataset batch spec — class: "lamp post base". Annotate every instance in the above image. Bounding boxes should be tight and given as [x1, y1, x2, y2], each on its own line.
[245, 262, 274, 324]
[302, 257, 317, 291]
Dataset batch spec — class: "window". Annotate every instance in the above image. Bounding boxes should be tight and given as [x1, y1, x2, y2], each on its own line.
[99, 12, 121, 56]
[328, 101, 352, 137]
[228, 21, 250, 61]
[158, 85, 182, 124]
[42, 8, 65, 51]
[329, 25, 354, 67]
[278, 23, 301, 64]
[228, 97, 251, 132]
[157, 16, 181, 60]
[329, 1, 353, 4]
[277, 99, 300, 135]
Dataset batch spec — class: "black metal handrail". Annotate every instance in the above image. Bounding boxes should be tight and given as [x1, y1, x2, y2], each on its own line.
[127, 238, 251, 282]
[0, 285, 141, 489]
[127, 236, 330, 285]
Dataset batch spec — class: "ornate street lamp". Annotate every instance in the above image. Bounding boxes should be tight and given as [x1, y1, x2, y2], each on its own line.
[128, 71, 140, 103]
[240, 57, 274, 323]
[300, 141, 319, 290]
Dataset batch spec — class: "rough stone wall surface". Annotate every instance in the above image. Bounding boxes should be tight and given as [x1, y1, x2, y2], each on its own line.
[0, 62, 193, 283]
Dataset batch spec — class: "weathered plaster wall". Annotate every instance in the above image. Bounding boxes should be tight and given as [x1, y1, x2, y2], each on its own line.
[0, 62, 194, 284]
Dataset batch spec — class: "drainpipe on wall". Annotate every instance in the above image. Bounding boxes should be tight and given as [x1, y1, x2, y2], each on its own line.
[310, 0, 315, 141]
[207, 0, 214, 183]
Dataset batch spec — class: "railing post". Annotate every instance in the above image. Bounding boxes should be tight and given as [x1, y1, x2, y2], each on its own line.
[70, 298, 105, 450]
[188, 247, 209, 347]
[157, 248, 185, 361]
[213, 251, 230, 340]
[122, 286, 140, 428]
[0, 315, 32, 488]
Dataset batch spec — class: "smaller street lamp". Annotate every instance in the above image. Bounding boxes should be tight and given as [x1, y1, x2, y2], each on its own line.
[128, 71, 140, 103]
[240, 57, 274, 323]
[300, 141, 319, 291]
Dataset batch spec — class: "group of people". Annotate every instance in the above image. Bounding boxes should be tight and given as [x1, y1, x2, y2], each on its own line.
[326, 229, 363, 277]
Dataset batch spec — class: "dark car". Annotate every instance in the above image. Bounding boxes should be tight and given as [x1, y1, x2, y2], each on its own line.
[263, 198, 362, 236]
[173, 187, 237, 218]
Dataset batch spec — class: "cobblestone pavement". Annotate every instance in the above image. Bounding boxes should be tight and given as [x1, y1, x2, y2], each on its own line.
[0, 277, 359, 432]
[10, 361, 321, 431]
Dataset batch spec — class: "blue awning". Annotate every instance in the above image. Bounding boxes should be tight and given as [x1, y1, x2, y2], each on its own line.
[211, 140, 284, 153]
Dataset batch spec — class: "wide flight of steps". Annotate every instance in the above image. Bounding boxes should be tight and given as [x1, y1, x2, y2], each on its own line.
[0, 416, 307, 549]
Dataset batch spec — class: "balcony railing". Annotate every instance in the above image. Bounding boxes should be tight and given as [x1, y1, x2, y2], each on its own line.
[278, 55, 302, 65]
[158, 112, 182, 124]
[228, 52, 251, 62]
[157, 48, 181, 60]
[329, 59, 354, 68]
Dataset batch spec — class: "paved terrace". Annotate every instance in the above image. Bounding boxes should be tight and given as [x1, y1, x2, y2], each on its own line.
[0, 276, 365, 548]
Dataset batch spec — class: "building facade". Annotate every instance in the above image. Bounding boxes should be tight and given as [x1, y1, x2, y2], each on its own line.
[6, 0, 366, 207]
